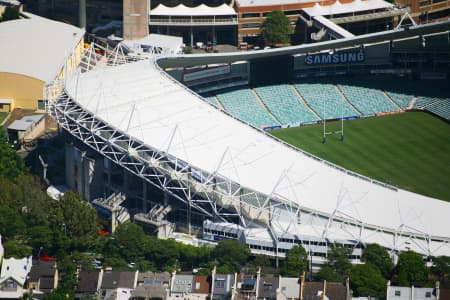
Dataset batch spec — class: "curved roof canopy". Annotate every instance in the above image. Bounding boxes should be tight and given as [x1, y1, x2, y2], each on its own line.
[0, 13, 84, 83]
[303, 0, 393, 17]
[65, 59, 450, 241]
[150, 3, 237, 16]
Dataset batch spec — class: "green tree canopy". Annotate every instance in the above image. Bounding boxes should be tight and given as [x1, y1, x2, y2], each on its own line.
[350, 263, 386, 298]
[316, 244, 351, 282]
[430, 256, 450, 281]
[213, 239, 250, 272]
[282, 245, 308, 277]
[1, 5, 20, 22]
[260, 10, 291, 45]
[56, 191, 98, 248]
[396, 251, 428, 286]
[361, 244, 394, 279]
[112, 222, 149, 262]
[0, 130, 27, 180]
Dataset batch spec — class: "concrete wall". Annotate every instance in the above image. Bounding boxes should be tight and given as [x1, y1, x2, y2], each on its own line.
[0, 73, 44, 110]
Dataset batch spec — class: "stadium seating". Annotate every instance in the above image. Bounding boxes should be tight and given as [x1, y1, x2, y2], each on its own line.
[205, 95, 221, 107]
[294, 81, 360, 120]
[336, 78, 399, 115]
[214, 88, 279, 128]
[425, 100, 450, 120]
[254, 84, 318, 125]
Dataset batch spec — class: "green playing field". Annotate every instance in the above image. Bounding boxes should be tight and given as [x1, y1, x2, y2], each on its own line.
[270, 112, 450, 201]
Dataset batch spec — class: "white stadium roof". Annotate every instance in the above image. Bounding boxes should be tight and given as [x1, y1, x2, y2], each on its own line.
[64, 59, 450, 241]
[303, 0, 393, 17]
[236, 0, 318, 7]
[150, 3, 236, 16]
[0, 13, 84, 83]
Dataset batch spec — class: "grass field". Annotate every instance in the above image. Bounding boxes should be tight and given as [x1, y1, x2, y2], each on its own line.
[270, 112, 450, 201]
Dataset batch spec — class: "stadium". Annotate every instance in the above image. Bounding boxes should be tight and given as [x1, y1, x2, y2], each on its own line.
[46, 13, 450, 269]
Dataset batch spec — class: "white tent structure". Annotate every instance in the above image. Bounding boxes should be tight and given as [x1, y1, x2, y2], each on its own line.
[150, 3, 237, 17]
[47, 21, 450, 263]
[303, 0, 393, 17]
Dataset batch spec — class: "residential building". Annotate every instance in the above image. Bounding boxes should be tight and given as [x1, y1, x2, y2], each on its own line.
[132, 272, 171, 300]
[170, 274, 194, 299]
[27, 260, 59, 298]
[0, 256, 33, 299]
[258, 275, 278, 300]
[386, 281, 439, 300]
[99, 271, 138, 300]
[211, 274, 235, 300]
[75, 270, 103, 300]
[278, 276, 300, 300]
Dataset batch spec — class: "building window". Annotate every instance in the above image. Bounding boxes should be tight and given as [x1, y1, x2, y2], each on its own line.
[215, 279, 225, 289]
[425, 291, 432, 298]
[394, 290, 401, 296]
[37, 99, 47, 110]
[242, 13, 259, 18]
[241, 23, 260, 29]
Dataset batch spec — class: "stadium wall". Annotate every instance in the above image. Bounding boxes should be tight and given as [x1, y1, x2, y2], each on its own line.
[0, 73, 45, 111]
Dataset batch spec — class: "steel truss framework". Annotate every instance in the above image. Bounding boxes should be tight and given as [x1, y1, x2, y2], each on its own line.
[46, 45, 450, 260]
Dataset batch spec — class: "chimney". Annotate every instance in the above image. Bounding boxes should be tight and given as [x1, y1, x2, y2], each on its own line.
[299, 272, 305, 300]
[435, 281, 440, 300]
[321, 280, 327, 300]
[79, 0, 86, 29]
[345, 276, 350, 300]
[386, 280, 391, 300]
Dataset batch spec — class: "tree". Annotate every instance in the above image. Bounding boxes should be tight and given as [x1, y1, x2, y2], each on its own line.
[0, 130, 27, 180]
[316, 244, 351, 282]
[315, 264, 342, 282]
[361, 244, 394, 279]
[396, 251, 428, 286]
[282, 246, 308, 277]
[112, 223, 149, 262]
[430, 256, 450, 281]
[0, 5, 20, 22]
[3, 240, 32, 258]
[213, 239, 250, 272]
[260, 10, 291, 46]
[53, 191, 98, 251]
[350, 263, 386, 297]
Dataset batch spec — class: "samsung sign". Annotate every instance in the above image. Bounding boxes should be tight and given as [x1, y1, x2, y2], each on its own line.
[305, 50, 365, 65]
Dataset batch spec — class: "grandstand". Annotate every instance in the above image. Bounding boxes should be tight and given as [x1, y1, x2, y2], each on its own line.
[47, 20, 450, 266]
[336, 78, 400, 115]
[212, 88, 279, 128]
[294, 80, 360, 120]
[254, 84, 318, 125]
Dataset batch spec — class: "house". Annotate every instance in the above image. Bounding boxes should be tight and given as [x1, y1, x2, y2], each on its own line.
[211, 274, 235, 300]
[386, 281, 439, 300]
[0, 256, 32, 299]
[27, 260, 58, 298]
[100, 271, 138, 300]
[301, 279, 350, 300]
[75, 270, 103, 300]
[7, 114, 46, 147]
[258, 275, 278, 300]
[191, 275, 210, 300]
[131, 272, 171, 300]
[278, 276, 300, 300]
[170, 274, 194, 299]
[237, 272, 260, 300]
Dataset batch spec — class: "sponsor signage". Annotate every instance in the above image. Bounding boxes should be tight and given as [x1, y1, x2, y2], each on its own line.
[305, 50, 365, 65]
[184, 65, 231, 82]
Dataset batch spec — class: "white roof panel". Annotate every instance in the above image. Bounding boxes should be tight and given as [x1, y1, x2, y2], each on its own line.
[303, 0, 393, 17]
[236, 0, 318, 7]
[0, 13, 84, 82]
[150, 3, 236, 16]
[65, 59, 450, 240]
